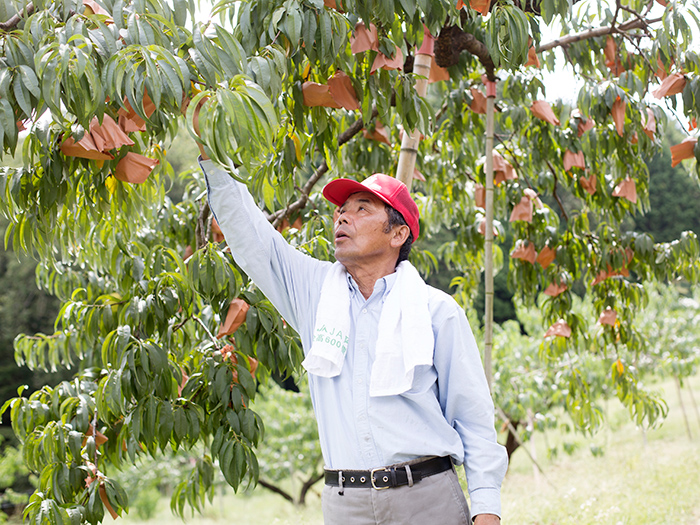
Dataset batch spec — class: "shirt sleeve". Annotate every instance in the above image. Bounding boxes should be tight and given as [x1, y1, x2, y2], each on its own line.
[199, 159, 330, 337]
[432, 300, 509, 519]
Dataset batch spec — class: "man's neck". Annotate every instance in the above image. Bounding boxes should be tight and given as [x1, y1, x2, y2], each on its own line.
[344, 261, 397, 300]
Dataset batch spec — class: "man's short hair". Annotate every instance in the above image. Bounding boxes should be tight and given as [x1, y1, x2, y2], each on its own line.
[384, 205, 414, 266]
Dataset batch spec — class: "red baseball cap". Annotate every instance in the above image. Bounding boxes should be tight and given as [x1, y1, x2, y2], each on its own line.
[323, 173, 420, 239]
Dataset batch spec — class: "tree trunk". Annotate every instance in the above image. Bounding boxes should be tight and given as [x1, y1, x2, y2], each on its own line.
[504, 420, 521, 459]
[298, 472, 324, 506]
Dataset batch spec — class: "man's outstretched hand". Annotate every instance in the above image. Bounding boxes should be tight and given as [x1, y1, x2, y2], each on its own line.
[184, 96, 209, 160]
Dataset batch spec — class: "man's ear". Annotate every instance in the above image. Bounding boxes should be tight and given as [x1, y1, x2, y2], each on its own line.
[390, 225, 410, 248]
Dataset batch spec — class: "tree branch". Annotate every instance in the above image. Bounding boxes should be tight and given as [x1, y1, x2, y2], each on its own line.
[269, 108, 379, 227]
[620, 31, 656, 76]
[561, 46, 600, 85]
[298, 471, 324, 506]
[193, 315, 220, 347]
[195, 199, 210, 249]
[435, 25, 496, 81]
[257, 478, 295, 504]
[619, 5, 648, 28]
[172, 315, 192, 333]
[0, 3, 34, 32]
[497, 141, 536, 191]
[537, 16, 662, 53]
[610, 0, 622, 30]
[546, 160, 570, 222]
[495, 405, 553, 485]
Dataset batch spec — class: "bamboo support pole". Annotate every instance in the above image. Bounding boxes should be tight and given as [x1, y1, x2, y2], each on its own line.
[483, 80, 497, 391]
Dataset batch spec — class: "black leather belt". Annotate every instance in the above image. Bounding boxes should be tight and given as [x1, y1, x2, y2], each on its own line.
[324, 456, 452, 490]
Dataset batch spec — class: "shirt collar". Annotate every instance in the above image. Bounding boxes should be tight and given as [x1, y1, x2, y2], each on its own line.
[346, 269, 398, 302]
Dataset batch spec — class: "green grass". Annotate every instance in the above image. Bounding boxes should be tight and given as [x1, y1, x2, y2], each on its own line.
[105, 489, 324, 525]
[501, 373, 700, 525]
[99, 373, 700, 525]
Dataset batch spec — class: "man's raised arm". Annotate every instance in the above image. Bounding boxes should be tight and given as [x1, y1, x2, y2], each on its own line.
[192, 109, 330, 337]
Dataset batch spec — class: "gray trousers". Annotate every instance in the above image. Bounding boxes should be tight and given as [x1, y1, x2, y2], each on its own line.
[321, 466, 471, 525]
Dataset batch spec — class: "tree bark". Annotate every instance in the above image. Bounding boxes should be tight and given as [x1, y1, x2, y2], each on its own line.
[0, 3, 34, 32]
[435, 25, 496, 81]
[504, 420, 521, 459]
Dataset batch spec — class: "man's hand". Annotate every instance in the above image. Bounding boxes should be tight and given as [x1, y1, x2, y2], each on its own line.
[183, 95, 210, 160]
[192, 99, 209, 160]
[473, 514, 501, 525]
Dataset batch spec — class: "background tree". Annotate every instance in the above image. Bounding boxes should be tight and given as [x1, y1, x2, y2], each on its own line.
[636, 151, 700, 242]
[636, 283, 700, 438]
[2, 0, 700, 523]
[253, 378, 324, 506]
[0, 218, 64, 431]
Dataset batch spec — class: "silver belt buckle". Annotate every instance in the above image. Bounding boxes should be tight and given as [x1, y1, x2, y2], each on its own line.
[370, 467, 390, 490]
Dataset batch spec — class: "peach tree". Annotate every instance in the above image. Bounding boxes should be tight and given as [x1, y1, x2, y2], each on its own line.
[2, 0, 700, 522]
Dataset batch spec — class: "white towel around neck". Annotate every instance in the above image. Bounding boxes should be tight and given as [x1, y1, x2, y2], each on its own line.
[301, 261, 434, 396]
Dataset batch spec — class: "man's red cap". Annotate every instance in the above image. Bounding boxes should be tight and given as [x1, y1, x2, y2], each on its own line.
[323, 173, 420, 239]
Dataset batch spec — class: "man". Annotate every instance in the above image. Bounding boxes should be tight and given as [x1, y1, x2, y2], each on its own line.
[194, 128, 508, 524]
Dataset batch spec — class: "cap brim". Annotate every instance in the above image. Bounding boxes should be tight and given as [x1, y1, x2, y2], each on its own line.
[322, 178, 394, 209]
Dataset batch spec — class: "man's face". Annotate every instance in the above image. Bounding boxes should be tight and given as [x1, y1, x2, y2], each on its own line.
[333, 192, 397, 267]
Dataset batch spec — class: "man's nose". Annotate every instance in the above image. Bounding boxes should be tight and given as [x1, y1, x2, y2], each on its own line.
[336, 211, 349, 225]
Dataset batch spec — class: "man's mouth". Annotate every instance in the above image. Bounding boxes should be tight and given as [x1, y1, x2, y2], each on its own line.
[335, 230, 349, 241]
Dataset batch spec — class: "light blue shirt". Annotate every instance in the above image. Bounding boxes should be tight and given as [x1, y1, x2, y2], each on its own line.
[201, 160, 508, 517]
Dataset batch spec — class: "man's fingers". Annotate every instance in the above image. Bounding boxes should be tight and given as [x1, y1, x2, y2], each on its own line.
[192, 98, 208, 137]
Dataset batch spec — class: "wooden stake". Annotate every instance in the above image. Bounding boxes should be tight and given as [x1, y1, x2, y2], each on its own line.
[395, 31, 434, 190]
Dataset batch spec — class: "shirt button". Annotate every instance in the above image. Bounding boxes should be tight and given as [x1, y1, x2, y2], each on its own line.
[362, 308, 367, 314]
[357, 378, 363, 385]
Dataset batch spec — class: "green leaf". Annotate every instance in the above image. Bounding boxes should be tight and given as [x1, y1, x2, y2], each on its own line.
[12, 72, 32, 117]
[284, 9, 303, 45]
[318, 10, 332, 62]
[261, 172, 275, 211]
[18, 65, 40, 98]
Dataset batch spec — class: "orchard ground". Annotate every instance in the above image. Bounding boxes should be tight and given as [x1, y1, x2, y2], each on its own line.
[86, 373, 700, 525]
